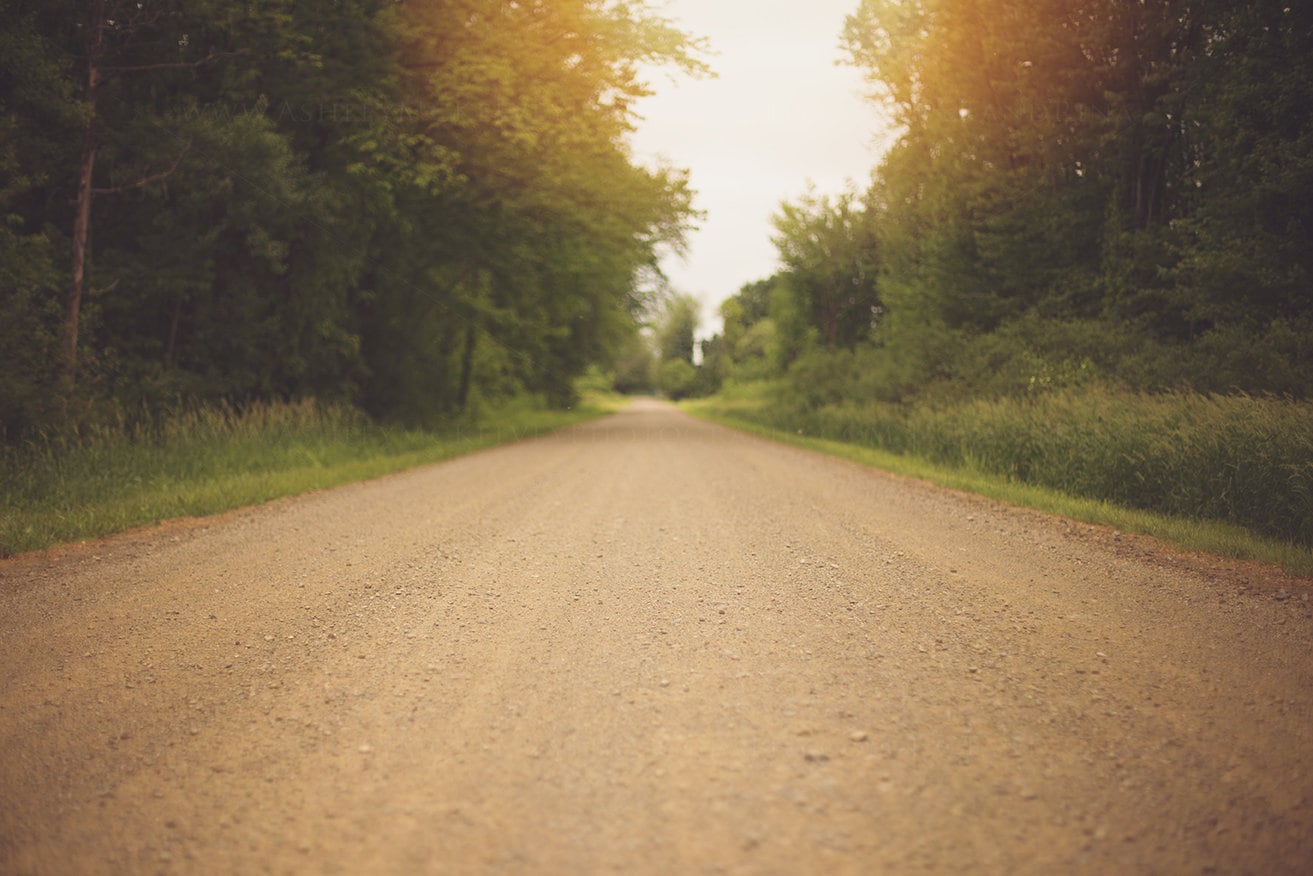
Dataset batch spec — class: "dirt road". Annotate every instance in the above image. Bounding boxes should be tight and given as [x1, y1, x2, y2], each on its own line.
[2, 399, 1310, 874]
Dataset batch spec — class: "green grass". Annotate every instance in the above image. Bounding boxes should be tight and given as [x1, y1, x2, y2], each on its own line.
[0, 393, 623, 557]
[685, 389, 1313, 578]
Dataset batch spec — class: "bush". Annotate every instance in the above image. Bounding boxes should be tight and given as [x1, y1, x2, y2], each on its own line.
[778, 348, 858, 410]
[729, 318, 778, 381]
[709, 384, 1313, 547]
[611, 338, 655, 395]
[656, 359, 698, 400]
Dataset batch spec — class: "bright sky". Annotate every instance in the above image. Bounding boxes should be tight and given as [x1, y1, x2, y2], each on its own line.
[630, 0, 890, 336]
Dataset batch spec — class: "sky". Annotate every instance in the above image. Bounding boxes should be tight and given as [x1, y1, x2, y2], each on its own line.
[629, 0, 891, 336]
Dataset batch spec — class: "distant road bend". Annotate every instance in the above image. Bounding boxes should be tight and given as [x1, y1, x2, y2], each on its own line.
[1, 399, 1310, 873]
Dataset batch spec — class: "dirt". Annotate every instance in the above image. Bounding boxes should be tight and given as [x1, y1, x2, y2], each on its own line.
[2, 398, 1311, 874]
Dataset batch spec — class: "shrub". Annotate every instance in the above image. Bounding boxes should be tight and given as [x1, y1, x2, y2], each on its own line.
[707, 384, 1313, 547]
[656, 359, 698, 400]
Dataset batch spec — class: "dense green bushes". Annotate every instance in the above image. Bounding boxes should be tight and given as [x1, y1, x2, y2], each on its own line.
[762, 316, 1313, 407]
[719, 383, 1313, 548]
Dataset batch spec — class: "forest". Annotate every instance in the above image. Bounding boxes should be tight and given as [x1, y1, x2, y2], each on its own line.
[677, 0, 1312, 403]
[0, 0, 704, 437]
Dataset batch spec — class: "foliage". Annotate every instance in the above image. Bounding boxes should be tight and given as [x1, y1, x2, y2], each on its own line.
[0, 0, 707, 437]
[706, 0, 1310, 411]
[0, 394, 613, 556]
[644, 291, 715, 399]
[686, 393, 1313, 576]
[694, 334, 728, 396]
[609, 330, 657, 395]
[653, 292, 700, 364]
[701, 1, 1312, 557]
[699, 384, 1313, 550]
[717, 279, 777, 383]
[838, 0, 1312, 358]
[770, 186, 881, 349]
[656, 358, 698, 400]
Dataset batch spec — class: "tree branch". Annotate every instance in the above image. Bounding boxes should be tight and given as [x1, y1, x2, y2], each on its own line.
[104, 50, 241, 77]
[91, 142, 190, 194]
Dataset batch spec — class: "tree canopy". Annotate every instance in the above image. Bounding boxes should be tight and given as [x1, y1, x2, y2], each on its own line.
[709, 0, 1311, 403]
[0, 0, 706, 435]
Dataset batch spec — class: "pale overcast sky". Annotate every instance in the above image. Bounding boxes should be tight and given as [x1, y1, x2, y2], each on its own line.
[629, 0, 891, 335]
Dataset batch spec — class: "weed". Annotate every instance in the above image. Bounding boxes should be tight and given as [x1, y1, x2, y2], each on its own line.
[686, 385, 1313, 575]
[0, 394, 616, 557]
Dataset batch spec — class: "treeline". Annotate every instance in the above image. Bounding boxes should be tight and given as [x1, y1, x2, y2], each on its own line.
[1, 0, 703, 437]
[697, 0, 1311, 403]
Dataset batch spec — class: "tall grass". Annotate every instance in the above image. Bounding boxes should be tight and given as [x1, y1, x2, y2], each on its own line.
[693, 384, 1313, 551]
[0, 395, 615, 557]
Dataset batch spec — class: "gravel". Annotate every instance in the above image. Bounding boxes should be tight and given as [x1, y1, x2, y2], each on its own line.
[1, 399, 1311, 874]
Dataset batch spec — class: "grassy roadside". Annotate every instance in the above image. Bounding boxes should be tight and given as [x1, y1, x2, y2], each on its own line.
[0, 393, 624, 558]
[683, 396, 1313, 578]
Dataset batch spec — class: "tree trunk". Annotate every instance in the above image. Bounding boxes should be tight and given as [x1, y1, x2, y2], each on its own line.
[456, 320, 478, 413]
[164, 296, 182, 369]
[1134, 151, 1166, 229]
[61, 0, 106, 394]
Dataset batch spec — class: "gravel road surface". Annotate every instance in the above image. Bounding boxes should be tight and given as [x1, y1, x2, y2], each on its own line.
[2, 399, 1311, 874]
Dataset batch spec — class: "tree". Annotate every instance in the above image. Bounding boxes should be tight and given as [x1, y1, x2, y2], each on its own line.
[653, 293, 700, 365]
[839, 0, 1312, 397]
[0, 3, 80, 432]
[770, 187, 882, 348]
[656, 358, 697, 400]
[611, 330, 656, 394]
[1166, 1, 1313, 330]
[56, 0, 238, 395]
[0, 0, 708, 433]
[373, 0, 705, 413]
